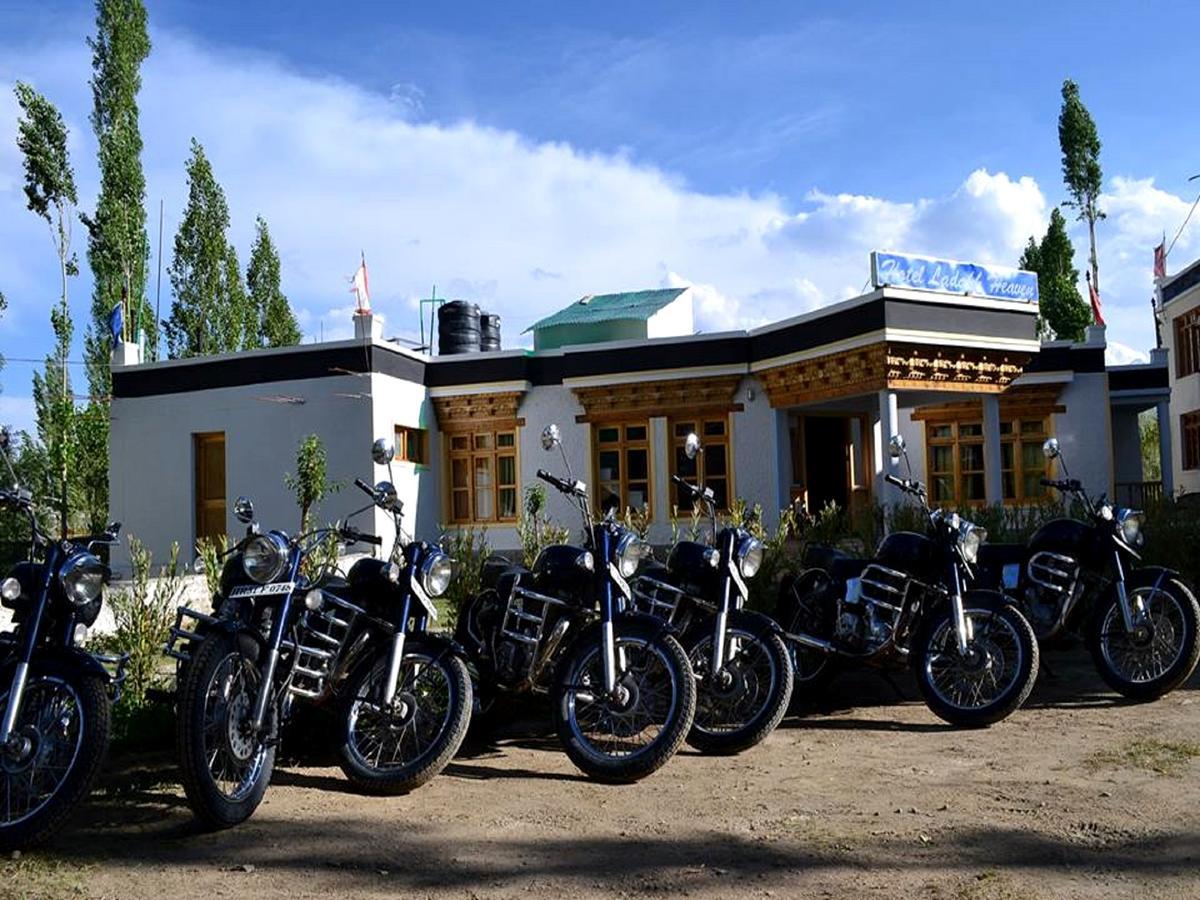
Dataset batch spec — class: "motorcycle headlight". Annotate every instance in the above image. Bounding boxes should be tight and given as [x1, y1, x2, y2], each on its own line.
[59, 553, 108, 607]
[420, 552, 454, 598]
[735, 536, 765, 579]
[614, 532, 650, 579]
[957, 519, 987, 564]
[1118, 509, 1145, 548]
[242, 534, 288, 584]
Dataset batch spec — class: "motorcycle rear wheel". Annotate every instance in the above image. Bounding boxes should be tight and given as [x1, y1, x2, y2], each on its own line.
[176, 632, 276, 830]
[0, 666, 109, 851]
[553, 622, 696, 782]
[337, 640, 472, 794]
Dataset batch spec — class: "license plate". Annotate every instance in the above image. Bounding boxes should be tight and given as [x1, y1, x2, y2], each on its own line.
[228, 582, 295, 599]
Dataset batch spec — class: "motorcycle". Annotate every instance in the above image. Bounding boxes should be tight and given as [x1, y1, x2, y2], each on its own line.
[776, 434, 1039, 727]
[632, 431, 793, 754]
[167, 438, 471, 829]
[456, 424, 696, 782]
[0, 428, 126, 849]
[975, 437, 1200, 701]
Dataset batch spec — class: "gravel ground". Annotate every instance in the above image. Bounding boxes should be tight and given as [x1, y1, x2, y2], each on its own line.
[6, 646, 1199, 900]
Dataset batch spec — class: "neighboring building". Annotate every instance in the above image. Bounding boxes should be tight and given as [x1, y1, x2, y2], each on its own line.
[1161, 258, 1200, 496]
[109, 257, 1169, 567]
[528, 287, 694, 350]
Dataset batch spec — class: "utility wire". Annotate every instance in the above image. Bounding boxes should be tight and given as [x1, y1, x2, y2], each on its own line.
[1166, 175, 1200, 259]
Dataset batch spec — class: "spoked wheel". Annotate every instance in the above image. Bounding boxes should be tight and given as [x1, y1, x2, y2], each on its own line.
[553, 622, 696, 782]
[914, 598, 1038, 727]
[1089, 578, 1200, 701]
[778, 578, 837, 708]
[685, 624, 792, 755]
[176, 632, 275, 830]
[338, 640, 472, 794]
[0, 668, 109, 850]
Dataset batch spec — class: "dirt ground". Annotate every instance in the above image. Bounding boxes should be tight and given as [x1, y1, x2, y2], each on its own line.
[6, 646, 1200, 900]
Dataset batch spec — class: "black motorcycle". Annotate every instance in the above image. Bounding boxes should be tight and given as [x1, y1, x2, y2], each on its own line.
[167, 438, 471, 829]
[456, 424, 696, 782]
[0, 429, 126, 848]
[975, 437, 1200, 701]
[776, 434, 1039, 727]
[633, 431, 792, 754]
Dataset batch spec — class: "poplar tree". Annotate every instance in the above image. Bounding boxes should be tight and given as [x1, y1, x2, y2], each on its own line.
[15, 83, 79, 535]
[1019, 207, 1092, 342]
[165, 140, 248, 357]
[246, 216, 301, 348]
[1058, 79, 1105, 307]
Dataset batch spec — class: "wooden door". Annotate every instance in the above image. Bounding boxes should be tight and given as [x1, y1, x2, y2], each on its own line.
[194, 432, 226, 544]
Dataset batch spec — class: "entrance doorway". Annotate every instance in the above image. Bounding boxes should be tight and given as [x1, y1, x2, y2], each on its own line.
[194, 432, 226, 544]
[803, 417, 849, 512]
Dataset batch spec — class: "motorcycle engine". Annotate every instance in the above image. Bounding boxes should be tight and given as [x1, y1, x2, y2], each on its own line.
[1021, 553, 1081, 640]
[833, 573, 901, 653]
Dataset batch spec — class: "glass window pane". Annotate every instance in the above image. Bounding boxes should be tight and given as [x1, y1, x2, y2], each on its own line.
[452, 458, 469, 489]
[1021, 442, 1044, 471]
[599, 483, 621, 513]
[931, 445, 953, 473]
[999, 421, 1014, 435]
[933, 475, 954, 502]
[625, 425, 647, 442]
[627, 448, 648, 480]
[497, 432, 515, 448]
[961, 473, 986, 502]
[959, 423, 983, 438]
[1002, 472, 1016, 500]
[1001, 443, 1014, 468]
[960, 443, 985, 471]
[704, 419, 726, 436]
[498, 455, 516, 486]
[674, 422, 695, 437]
[706, 445, 727, 477]
[498, 488, 517, 519]
[452, 491, 470, 520]
[474, 457, 493, 491]
[598, 450, 621, 481]
[1023, 474, 1045, 499]
[709, 478, 728, 510]
[474, 433, 493, 451]
[675, 447, 697, 479]
[1021, 419, 1045, 435]
[930, 424, 952, 439]
[451, 435, 469, 451]
[598, 426, 619, 443]
[627, 483, 648, 510]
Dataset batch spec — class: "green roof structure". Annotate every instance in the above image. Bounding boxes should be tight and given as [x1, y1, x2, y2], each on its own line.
[526, 288, 687, 332]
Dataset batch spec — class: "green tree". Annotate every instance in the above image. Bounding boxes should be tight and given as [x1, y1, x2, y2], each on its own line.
[165, 140, 249, 357]
[1019, 207, 1092, 342]
[1140, 411, 1162, 482]
[246, 216, 301, 348]
[1059, 79, 1105, 309]
[284, 434, 340, 534]
[78, 0, 152, 534]
[15, 82, 79, 536]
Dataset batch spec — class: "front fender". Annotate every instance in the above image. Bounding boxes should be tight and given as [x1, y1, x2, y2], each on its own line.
[614, 609, 679, 640]
[0, 645, 113, 685]
[726, 608, 784, 638]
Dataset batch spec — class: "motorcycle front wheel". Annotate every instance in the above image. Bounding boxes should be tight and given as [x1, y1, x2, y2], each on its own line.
[553, 621, 696, 782]
[1089, 577, 1200, 701]
[337, 639, 472, 794]
[0, 665, 110, 850]
[176, 631, 276, 830]
[913, 598, 1039, 727]
[685, 625, 793, 755]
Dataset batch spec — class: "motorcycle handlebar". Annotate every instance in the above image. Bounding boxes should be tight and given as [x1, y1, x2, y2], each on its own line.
[884, 474, 905, 488]
[537, 469, 569, 493]
[341, 525, 383, 546]
[354, 477, 375, 496]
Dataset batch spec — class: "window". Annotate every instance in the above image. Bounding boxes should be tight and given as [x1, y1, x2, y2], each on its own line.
[194, 432, 226, 543]
[1183, 411, 1200, 471]
[594, 421, 651, 516]
[447, 428, 518, 523]
[670, 416, 732, 511]
[1175, 307, 1200, 378]
[926, 416, 1051, 505]
[394, 425, 428, 465]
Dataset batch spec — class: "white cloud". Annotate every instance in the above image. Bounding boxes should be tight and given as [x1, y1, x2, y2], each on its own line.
[1105, 340, 1150, 367]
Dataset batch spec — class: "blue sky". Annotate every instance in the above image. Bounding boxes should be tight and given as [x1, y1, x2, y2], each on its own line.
[1, 1, 1198, 432]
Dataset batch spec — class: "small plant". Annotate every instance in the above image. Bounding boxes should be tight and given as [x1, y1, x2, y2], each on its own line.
[516, 484, 569, 569]
[440, 525, 491, 630]
[284, 433, 341, 534]
[194, 534, 227, 600]
[621, 505, 651, 541]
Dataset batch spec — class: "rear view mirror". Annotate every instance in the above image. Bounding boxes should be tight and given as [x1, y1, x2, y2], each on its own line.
[234, 496, 255, 524]
[372, 438, 395, 465]
[374, 480, 401, 513]
[1042, 438, 1060, 460]
[888, 434, 906, 459]
[684, 433, 701, 460]
[541, 424, 561, 451]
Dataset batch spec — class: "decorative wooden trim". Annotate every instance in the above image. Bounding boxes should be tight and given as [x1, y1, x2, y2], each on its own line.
[431, 390, 524, 432]
[910, 384, 1066, 422]
[760, 341, 1031, 407]
[572, 374, 743, 422]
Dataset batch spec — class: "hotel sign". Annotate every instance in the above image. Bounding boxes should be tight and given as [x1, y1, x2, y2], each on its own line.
[870, 251, 1039, 303]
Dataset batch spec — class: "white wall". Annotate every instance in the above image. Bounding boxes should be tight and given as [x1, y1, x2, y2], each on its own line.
[1051, 371, 1114, 496]
[730, 376, 782, 530]
[1165, 292, 1200, 495]
[368, 371, 439, 549]
[646, 289, 695, 341]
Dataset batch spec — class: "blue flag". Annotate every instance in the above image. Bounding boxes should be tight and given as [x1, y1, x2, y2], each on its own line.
[107, 303, 123, 344]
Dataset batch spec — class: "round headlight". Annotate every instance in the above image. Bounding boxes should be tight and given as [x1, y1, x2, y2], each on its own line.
[59, 553, 108, 607]
[0, 577, 21, 602]
[1119, 510, 1145, 548]
[736, 537, 765, 579]
[957, 520, 987, 564]
[614, 532, 649, 579]
[420, 552, 454, 598]
[243, 534, 287, 584]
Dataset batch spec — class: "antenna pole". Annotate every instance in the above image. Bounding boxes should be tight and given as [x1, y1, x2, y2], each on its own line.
[154, 197, 164, 355]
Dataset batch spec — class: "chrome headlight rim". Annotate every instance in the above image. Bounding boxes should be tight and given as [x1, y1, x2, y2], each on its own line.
[735, 536, 765, 579]
[59, 552, 109, 608]
[419, 551, 454, 598]
[956, 518, 987, 564]
[242, 533, 288, 585]
[1118, 508, 1145, 548]
[613, 531, 649, 579]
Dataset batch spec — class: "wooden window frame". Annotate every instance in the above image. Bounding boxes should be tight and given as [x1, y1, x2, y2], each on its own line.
[1183, 410, 1200, 471]
[669, 415, 734, 513]
[592, 420, 653, 518]
[925, 415, 1052, 505]
[394, 425, 429, 466]
[445, 426, 519, 525]
[1176, 307, 1200, 379]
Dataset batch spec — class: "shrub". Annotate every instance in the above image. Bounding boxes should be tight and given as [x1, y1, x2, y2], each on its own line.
[194, 534, 227, 601]
[517, 484, 569, 568]
[440, 525, 491, 630]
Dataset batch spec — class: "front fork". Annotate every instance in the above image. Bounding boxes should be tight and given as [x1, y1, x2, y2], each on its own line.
[381, 596, 412, 707]
[710, 577, 732, 678]
[251, 557, 302, 734]
[0, 560, 55, 748]
[950, 565, 974, 657]
[1112, 552, 1151, 633]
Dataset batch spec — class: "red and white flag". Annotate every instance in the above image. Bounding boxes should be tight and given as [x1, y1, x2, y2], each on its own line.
[1087, 271, 1105, 326]
[350, 253, 371, 314]
[1154, 241, 1167, 280]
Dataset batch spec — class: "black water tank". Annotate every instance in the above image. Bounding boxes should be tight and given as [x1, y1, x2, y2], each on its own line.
[438, 300, 481, 355]
[480, 312, 502, 352]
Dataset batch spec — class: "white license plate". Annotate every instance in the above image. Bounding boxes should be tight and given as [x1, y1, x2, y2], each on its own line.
[229, 582, 296, 599]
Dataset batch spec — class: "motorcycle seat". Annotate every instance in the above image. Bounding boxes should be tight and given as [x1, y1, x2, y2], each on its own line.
[974, 543, 1025, 590]
[804, 545, 868, 581]
[481, 555, 529, 592]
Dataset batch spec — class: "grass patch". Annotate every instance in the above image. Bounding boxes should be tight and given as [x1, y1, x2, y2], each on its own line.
[1085, 738, 1200, 776]
[0, 855, 93, 900]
